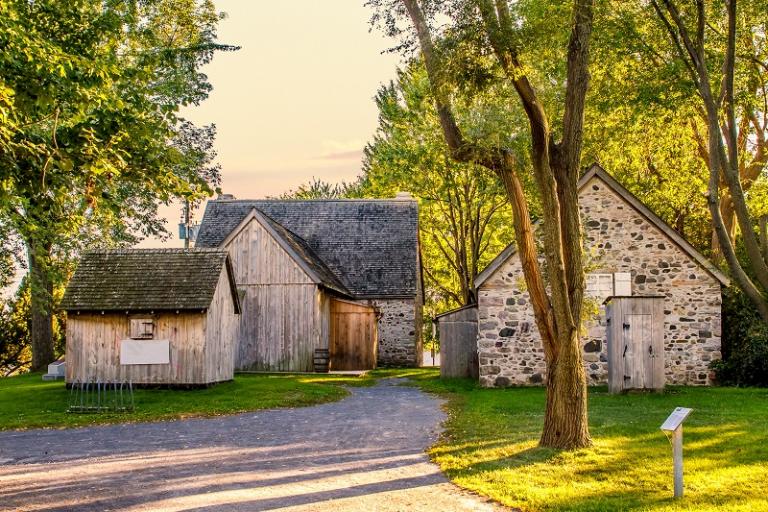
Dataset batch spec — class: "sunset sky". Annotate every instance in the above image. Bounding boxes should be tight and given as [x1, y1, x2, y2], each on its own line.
[145, 0, 401, 248]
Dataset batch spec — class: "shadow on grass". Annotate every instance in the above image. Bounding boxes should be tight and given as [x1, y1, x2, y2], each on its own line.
[402, 373, 768, 512]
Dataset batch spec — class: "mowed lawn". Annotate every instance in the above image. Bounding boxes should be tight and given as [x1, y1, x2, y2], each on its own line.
[0, 372, 369, 431]
[406, 369, 768, 512]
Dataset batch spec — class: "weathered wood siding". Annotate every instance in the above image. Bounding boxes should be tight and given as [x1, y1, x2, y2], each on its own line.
[318, 291, 331, 350]
[225, 217, 324, 371]
[204, 266, 240, 383]
[329, 299, 378, 370]
[437, 306, 479, 379]
[606, 296, 665, 393]
[66, 312, 210, 384]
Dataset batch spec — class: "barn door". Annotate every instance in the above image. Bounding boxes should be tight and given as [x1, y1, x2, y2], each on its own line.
[329, 299, 378, 371]
[622, 314, 651, 390]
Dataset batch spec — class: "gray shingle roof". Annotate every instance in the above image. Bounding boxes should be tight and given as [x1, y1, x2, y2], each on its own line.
[196, 199, 420, 297]
[257, 211, 351, 296]
[61, 249, 240, 312]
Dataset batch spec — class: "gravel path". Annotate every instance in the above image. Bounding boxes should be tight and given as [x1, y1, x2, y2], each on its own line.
[0, 378, 504, 511]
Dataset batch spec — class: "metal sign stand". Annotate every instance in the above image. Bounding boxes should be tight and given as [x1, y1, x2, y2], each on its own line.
[660, 407, 693, 498]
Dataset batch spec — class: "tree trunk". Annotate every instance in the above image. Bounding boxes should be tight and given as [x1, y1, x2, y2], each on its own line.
[28, 244, 55, 372]
[541, 328, 590, 448]
[498, 154, 591, 449]
[711, 197, 736, 260]
[401, 0, 593, 449]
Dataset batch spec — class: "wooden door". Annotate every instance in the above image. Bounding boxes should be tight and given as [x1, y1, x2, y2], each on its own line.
[608, 297, 665, 393]
[329, 299, 378, 371]
[623, 314, 651, 390]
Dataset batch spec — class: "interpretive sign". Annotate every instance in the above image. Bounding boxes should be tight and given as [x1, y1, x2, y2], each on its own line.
[660, 407, 693, 498]
[660, 407, 693, 432]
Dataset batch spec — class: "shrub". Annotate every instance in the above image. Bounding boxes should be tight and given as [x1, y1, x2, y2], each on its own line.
[714, 287, 768, 387]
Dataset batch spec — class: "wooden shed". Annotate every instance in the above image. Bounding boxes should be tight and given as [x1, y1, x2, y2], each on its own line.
[196, 206, 386, 372]
[60, 249, 241, 386]
[435, 305, 478, 379]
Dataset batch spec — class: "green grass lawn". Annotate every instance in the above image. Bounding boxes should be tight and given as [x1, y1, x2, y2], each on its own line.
[0, 371, 370, 431]
[404, 369, 768, 512]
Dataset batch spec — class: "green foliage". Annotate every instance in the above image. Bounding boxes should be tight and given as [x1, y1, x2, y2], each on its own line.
[276, 177, 362, 200]
[0, 287, 30, 376]
[714, 287, 768, 387]
[0, 0, 236, 365]
[361, 64, 517, 313]
[0, 278, 65, 376]
[404, 370, 768, 511]
[0, 371, 369, 430]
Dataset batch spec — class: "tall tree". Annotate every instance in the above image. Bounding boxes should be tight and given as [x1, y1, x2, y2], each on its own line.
[362, 65, 515, 309]
[650, 0, 768, 320]
[370, 0, 595, 449]
[276, 177, 361, 200]
[587, 1, 768, 257]
[0, 0, 234, 370]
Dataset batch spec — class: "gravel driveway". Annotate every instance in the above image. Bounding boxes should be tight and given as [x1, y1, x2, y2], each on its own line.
[0, 378, 504, 511]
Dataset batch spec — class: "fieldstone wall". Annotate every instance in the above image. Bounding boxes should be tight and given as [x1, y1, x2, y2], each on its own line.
[478, 175, 722, 387]
[357, 298, 422, 367]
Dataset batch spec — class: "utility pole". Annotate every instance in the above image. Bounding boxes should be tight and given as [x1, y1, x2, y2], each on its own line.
[183, 199, 190, 249]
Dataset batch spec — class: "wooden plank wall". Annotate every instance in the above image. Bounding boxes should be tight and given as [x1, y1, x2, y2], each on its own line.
[329, 299, 377, 371]
[226, 217, 323, 372]
[204, 266, 240, 383]
[66, 312, 209, 385]
[438, 306, 478, 379]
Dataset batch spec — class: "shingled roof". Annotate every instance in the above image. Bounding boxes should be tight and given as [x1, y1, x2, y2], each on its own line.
[196, 199, 420, 298]
[61, 249, 240, 312]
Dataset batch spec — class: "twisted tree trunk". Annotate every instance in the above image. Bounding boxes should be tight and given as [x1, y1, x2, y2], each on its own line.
[402, 0, 594, 449]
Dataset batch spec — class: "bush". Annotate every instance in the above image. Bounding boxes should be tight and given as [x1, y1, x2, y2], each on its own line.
[714, 287, 768, 386]
[0, 277, 66, 376]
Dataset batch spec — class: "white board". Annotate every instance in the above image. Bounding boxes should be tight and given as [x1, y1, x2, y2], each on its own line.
[120, 339, 170, 365]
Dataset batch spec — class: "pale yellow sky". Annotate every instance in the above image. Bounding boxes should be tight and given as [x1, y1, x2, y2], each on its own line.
[6, 1, 400, 295]
[143, 0, 401, 248]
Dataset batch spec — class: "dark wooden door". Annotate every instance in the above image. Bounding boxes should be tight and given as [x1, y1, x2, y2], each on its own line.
[329, 299, 378, 371]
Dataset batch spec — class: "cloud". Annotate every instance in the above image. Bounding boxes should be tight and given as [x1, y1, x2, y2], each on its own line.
[320, 149, 364, 161]
[318, 139, 365, 161]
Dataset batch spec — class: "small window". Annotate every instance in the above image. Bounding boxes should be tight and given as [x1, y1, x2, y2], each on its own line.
[586, 273, 614, 299]
[586, 272, 632, 299]
[130, 318, 155, 339]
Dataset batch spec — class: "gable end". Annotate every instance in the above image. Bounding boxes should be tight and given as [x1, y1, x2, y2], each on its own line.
[476, 164, 729, 289]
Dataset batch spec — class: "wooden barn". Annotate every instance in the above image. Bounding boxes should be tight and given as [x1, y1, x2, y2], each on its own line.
[195, 197, 422, 372]
[61, 249, 241, 386]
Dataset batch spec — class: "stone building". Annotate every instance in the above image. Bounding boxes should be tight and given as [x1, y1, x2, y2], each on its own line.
[473, 164, 729, 387]
[195, 195, 423, 369]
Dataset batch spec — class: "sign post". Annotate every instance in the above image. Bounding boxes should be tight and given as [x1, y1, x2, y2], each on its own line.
[660, 407, 693, 498]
